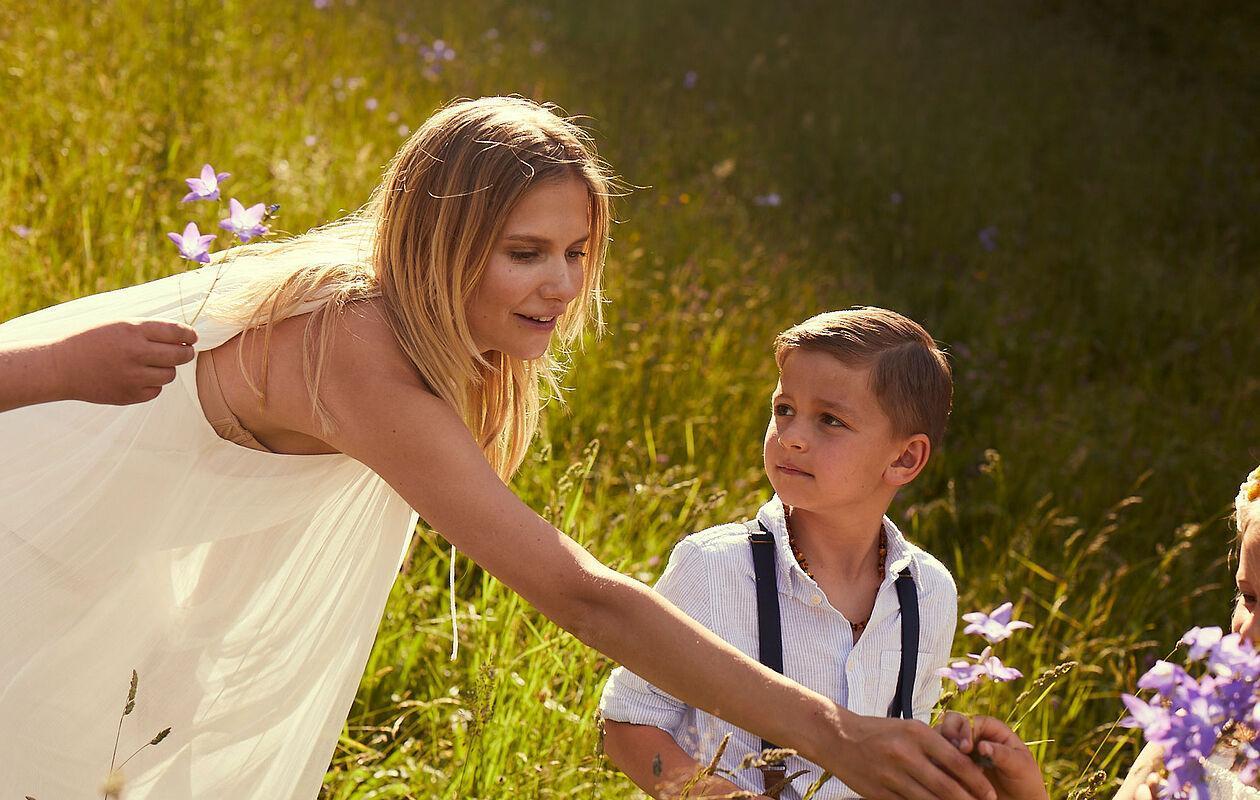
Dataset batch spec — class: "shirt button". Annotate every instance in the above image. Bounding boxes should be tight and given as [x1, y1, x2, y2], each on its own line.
[809, 594, 822, 606]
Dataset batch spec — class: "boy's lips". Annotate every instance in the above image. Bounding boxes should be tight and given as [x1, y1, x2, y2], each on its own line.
[776, 463, 813, 478]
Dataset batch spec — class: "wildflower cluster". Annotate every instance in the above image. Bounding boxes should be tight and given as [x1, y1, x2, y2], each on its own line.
[937, 601, 1031, 691]
[166, 163, 276, 264]
[1121, 626, 1260, 798]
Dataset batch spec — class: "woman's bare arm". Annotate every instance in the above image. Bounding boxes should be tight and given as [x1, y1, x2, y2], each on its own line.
[268, 306, 996, 800]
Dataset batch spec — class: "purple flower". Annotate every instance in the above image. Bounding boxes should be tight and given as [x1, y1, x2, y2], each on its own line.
[978, 225, 999, 252]
[1181, 626, 1224, 661]
[936, 660, 986, 691]
[182, 164, 230, 203]
[1137, 661, 1192, 698]
[219, 198, 269, 242]
[962, 601, 1033, 644]
[683, 70, 698, 89]
[364, 97, 378, 111]
[421, 39, 455, 62]
[973, 647, 1023, 683]
[11, 224, 32, 238]
[754, 192, 783, 207]
[1208, 632, 1260, 680]
[167, 221, 216, 263]
[1120, 693, 1172, 739]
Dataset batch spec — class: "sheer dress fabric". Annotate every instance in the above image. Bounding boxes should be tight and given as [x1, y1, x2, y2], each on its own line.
[1206, 750, 1260, 800]
[0, 264, 419, 798]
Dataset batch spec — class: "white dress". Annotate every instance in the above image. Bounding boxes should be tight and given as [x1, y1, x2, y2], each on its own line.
[0, 265, 419, 798]
[1206, 750, 1260, 800]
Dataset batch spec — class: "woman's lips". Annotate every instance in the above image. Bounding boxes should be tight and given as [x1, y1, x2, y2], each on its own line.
[777, 464, 813, 477]
[514, 313, 558, 332]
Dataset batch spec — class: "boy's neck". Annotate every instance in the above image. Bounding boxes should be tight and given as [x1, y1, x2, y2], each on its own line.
[785, 502, 891, 582]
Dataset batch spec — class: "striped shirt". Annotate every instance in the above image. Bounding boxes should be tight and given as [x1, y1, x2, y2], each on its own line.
[599, 495, 958, 799]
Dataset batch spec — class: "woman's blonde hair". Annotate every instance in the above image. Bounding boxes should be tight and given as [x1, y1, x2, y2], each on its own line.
[1236, 466, 1260, 538]
[201, 96, 616, 479]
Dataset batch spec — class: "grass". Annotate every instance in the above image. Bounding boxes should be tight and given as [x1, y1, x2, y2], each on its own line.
[2, 0, 1259, 796]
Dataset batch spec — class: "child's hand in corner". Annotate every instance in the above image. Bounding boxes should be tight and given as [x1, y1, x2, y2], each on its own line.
[936, 712, 1049, 800]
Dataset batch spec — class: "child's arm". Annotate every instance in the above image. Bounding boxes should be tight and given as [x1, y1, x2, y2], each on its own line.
[603, 720, 768, 799]
[937, 713, 1048, 800]
[0, 319, 198, 412]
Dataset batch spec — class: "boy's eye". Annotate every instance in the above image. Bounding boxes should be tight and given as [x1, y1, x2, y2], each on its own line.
[1244, 594, 1257, 606]
[821, 414, 847, 429]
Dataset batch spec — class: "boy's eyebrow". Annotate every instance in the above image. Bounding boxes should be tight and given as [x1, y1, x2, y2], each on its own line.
[816, 397, 860, 417]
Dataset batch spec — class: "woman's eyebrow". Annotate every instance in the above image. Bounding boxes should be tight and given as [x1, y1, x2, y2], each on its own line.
[502, 233, 590, 246]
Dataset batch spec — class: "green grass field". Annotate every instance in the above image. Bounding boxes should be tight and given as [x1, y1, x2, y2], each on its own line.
[3, 1, 1259, 796]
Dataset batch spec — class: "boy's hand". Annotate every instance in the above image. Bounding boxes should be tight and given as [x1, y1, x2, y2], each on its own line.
[936, 712, 1048, 800]
[53, 319, 199, 405]
[839, 714, 998, 800]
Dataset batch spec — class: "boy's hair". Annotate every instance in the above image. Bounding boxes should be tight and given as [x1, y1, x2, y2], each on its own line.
[773, 307, 953, 447]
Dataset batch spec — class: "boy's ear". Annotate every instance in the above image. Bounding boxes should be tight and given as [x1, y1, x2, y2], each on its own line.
[886, 435, 931, 487]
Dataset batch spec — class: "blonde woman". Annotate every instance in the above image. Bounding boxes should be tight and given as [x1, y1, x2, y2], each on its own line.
[1113, 468, 1260, 800]
[0, 97, 992, 800]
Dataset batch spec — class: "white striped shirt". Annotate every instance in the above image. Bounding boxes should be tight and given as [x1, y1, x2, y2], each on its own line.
[599, 495, 958, 799]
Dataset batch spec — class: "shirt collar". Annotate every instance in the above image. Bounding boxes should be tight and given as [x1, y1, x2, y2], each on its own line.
[754, 494, 918, 588]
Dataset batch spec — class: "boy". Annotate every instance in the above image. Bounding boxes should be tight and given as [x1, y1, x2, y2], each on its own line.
[0, 318, 198, 412]
[600, 307, 959, 799]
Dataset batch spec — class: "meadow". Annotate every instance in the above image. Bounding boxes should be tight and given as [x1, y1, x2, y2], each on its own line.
[2, 0, 1258, 796]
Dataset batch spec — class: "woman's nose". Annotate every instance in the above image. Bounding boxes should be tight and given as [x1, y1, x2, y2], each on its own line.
[542, 258, 582, 304]
[1243, 612, 1260, 645]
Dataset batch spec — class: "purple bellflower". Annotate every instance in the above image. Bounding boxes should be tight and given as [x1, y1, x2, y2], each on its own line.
[167, 222, 216, 263]
[182, 164, 230, 203]
[937, 660, 987, 691]
[219, 199, 269, 243]
[962, 601, 1034, 644]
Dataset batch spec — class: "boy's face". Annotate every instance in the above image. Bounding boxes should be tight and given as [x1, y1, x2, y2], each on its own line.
[763, 349, 911, 516]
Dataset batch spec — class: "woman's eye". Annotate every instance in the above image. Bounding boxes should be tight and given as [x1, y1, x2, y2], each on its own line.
[566, 249, 588, 260]
[509, 250, 539, 262]
[1245, 594, 1257, 605]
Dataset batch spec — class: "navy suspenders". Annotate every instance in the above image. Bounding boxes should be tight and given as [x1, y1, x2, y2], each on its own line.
[747, 519, 919, 797]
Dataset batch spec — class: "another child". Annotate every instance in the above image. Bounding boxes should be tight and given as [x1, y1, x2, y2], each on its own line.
[600, 307, 960, 799]
[0, 318, 197, 412]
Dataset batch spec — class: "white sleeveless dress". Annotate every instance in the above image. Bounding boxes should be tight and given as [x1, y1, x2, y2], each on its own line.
[0, 264, 419, 798]
[1206, 750, 1260, 800]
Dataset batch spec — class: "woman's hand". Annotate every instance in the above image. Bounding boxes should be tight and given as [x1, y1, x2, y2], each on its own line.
[936, 712, 1048, 800]
[1112, 743, 1164, 800]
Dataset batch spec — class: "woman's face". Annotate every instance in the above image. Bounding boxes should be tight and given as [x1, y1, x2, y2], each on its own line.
[1232, 523, 1260, 642]
[467, 175, 591, 360]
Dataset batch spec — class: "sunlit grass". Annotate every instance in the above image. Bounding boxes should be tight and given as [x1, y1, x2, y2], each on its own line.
[3, 0, 1258, 796]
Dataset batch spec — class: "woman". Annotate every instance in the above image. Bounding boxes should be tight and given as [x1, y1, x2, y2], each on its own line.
[0, 97, 992, 800]
[1113, 468, 1260, 800]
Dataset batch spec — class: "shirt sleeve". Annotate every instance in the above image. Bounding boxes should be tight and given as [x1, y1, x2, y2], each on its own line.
[598, 536, 712, 732]
[913, 568, 959, 722]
